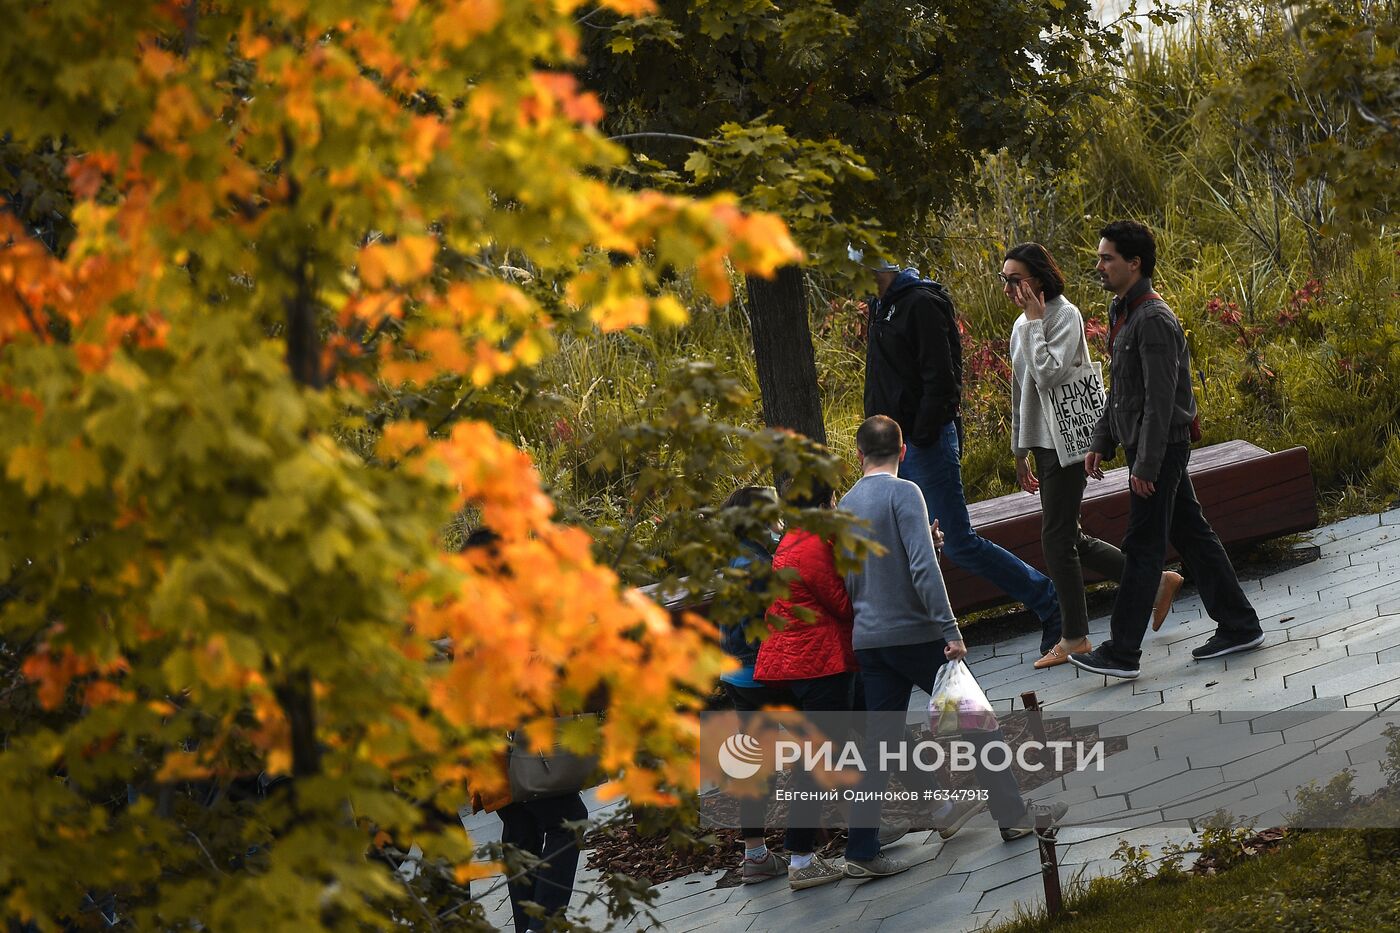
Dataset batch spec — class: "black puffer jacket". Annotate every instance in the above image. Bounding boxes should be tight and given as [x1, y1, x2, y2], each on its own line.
[863, 271, 963, 447]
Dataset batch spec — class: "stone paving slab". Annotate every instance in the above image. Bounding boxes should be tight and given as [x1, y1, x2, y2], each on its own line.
[1279, 603, 1388, 641]
[1345, 537, 1400, 566]
[1315, 512, 1382, 544]
[1319, 521, 1395, 558]
[1352, 579, 1400, 614]
[1225, 636, 1320, 672]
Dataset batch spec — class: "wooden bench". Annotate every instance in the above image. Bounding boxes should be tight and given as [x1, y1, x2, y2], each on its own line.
[946, 440, 1318, 615]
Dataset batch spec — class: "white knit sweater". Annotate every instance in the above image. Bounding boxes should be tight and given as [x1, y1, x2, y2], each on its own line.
[1009, 295, 1092, 457]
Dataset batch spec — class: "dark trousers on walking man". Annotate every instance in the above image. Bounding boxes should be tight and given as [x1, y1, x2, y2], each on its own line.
[845, 640, 1043, 861]
[1102, 444, 1263, 668]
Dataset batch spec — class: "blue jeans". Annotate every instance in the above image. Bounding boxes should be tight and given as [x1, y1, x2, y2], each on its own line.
[845, 641, 1028, 861]
[902, 422, 1062, 652]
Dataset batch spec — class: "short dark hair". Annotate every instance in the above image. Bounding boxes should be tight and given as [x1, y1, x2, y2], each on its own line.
[721, 485, 776, 511]
[1003, 242, 1066, 300]
[462, 528, 501, 552]
[781, 478, 836, 510]
[1099, 220, 1156, 279]
[856, 415, 902, 462]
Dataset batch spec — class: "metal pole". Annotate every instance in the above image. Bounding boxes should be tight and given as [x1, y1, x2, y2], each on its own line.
[1038, 825, 1064, 918]
[1020, 691, 1063, 918]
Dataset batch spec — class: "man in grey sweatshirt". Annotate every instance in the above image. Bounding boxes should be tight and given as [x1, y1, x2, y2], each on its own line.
[838, 416, 1066, 880]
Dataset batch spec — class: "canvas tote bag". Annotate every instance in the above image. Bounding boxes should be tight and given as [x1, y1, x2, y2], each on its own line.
[1037, 319, 1108, 467]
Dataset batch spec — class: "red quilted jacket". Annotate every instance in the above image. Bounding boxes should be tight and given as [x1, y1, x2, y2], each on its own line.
[754, 528, 857, 682]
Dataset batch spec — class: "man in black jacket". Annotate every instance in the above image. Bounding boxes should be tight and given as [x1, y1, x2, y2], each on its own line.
[1069, 221, 1265, 681]
[861, 257, 1063, 656]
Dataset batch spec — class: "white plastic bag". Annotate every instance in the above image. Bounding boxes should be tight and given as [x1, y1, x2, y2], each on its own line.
[928, 659, 999, 735]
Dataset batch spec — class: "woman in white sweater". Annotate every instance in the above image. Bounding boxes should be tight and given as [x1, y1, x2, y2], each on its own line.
[1003, 242, 1182, 668]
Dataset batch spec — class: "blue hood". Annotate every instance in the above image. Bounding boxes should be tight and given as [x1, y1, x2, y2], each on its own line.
[874, 269, 939, 319]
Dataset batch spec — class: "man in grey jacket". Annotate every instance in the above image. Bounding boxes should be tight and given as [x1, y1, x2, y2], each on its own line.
[1069, 221, 1265, 681]
[840, 415, 1066, 880]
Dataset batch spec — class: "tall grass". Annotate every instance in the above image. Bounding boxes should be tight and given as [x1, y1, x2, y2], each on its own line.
[502, 1, 1400, 548]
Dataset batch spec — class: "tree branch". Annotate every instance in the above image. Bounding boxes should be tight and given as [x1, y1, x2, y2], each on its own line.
[607, 132, 706, 145]
[11, 289, 49, 343]
[284, 248, 324, 389]
[188, 831, 229, 877]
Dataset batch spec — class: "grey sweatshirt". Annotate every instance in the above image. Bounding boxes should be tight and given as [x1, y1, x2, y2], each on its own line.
[839, 472, 962, 649]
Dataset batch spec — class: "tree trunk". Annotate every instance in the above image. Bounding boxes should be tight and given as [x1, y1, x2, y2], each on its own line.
[744, 265, 827, 444]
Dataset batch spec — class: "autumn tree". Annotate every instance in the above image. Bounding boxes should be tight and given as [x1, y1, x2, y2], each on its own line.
[578, 0, 1119, 441]
[0, 1, 802, 928]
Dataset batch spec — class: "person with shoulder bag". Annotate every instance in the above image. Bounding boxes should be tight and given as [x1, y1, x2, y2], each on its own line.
[465, 528, 593, 932]
[1002, 243, 1183, 669]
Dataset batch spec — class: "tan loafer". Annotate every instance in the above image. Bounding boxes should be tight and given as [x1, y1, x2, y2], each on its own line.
[1034, 641, 1083, 669]
[1152, 571, 1185, 631]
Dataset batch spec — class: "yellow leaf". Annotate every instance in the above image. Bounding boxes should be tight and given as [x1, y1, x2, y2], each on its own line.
[6, 445, 49, 496]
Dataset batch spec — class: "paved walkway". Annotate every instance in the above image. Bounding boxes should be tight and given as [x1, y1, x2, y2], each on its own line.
[467, 507, 1400, 932]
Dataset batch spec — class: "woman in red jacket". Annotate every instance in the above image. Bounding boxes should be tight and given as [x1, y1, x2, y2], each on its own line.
[754, 481, 861, 891]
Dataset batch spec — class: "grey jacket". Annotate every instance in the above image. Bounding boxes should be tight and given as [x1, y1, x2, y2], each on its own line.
[839, 472, 962, 650]
[1089, 279, 1197, 482]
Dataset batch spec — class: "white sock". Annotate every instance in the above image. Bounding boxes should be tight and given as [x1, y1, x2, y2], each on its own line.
[790, 853, 814, 870]
[744, 844, 769, 861]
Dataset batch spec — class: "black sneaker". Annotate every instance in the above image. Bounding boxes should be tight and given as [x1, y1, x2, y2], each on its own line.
[1001, 801, 1070, 842]
[1067, 646, 1140, 680]
[1191, 630, 1266, 660]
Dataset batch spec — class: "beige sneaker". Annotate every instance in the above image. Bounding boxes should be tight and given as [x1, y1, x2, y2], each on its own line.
[938, 799, 987, 839]
[843, 852, 911, 880]
[740, 849, 789, 884]
[788, 854, 843, 890]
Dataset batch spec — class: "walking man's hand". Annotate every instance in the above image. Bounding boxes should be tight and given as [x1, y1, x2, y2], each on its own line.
[944, 640, 967, 662]
[1084, 451, 1105, 480]
[930, 519, 945, 553]
[1130, 474, 1156, 497]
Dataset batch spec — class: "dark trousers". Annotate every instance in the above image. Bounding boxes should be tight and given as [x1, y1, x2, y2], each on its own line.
[845, 641, 1026, 861]
[1032, 447, 1126, 642]
[499, 793, 588, 933]
[1102, 443, 1262, 665]
[725, 672, 857, 853]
